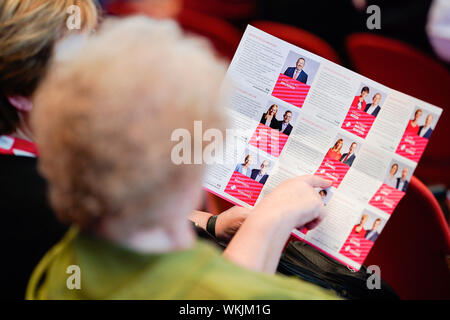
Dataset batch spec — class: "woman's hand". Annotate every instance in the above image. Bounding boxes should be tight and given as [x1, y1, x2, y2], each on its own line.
[253, 175, 332, 230]
[215, 206, 250, 241]
[224, 175, 332, 274]
[189, 206, 250, 241]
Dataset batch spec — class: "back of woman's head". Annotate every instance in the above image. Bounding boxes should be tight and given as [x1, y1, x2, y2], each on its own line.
[0, 0, 98, 134]
[32, 17, 228, 233]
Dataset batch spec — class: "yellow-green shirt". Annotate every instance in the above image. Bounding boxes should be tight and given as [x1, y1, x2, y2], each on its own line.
[27, 228, 339, 300]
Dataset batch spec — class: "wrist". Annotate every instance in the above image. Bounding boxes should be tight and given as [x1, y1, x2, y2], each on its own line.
[189, 210, 213, 231]
[251, 202, 298, 231]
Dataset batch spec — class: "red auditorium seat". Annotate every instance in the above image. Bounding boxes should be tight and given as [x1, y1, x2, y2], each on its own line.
[205, 191, 233, 215]
[250, 21, 342, 64]
[346, 33, 450, 186]
[177, 9, 242, 61]
[365, 176, 450, 299]
[105, 1, 242, 61]
[183, 0, 256, 20]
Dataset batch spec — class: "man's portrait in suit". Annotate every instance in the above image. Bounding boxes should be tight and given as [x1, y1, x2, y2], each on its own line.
[284, 57, 308, 84]
[279, 111, 293, 136]
[340, 142, 357, 167]
[364, 93, 382, 117]
[365, 218, 382, 242]
[418, 114, 434, 139]
[250, 160, 270, 185]
[396, 167, 409, 192]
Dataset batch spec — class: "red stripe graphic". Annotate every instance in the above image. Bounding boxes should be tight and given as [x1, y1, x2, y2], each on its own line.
[271, 74, 311, 108]
[368, 184, 405, 215]
[224, 171, 264, 206]
[339, 231, 375, 265]
[341, 106, 376, 139]
[315, 157, 351, 188]
[248, 123, 289, 157]
[395, 132, 429, 162]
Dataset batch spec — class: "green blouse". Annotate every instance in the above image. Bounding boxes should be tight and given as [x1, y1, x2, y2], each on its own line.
[27, 228, 339, 300]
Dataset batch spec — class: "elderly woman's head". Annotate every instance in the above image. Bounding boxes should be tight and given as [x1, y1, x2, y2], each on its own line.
[32, 17, 227, 237]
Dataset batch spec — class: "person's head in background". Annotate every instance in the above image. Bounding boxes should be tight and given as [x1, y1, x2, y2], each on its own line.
[319, 189, 327, 199]
[104, 0, 182, 19]
[32, 17, 227, 251]
[0, 0, 98, 139]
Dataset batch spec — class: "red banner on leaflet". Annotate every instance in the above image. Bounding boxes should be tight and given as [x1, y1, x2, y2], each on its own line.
[368, 184, 405, 215]
[314, 157, 350, 188]
[224, 171, 264, 206]
[248, 123, 289, 157]
[339, 231, 375, 265]
[271, 74, 310, 108]
[341, 106, 376, 139]
[395, 132, 428, 162]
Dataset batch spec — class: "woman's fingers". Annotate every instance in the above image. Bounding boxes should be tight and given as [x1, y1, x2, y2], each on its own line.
[295, 175, 333, 188]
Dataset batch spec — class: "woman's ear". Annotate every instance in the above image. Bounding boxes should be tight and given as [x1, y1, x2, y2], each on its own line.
[7, 96, 33, 112]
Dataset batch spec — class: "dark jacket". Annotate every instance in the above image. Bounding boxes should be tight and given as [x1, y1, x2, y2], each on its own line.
[0, 155, 67, 299]
[284, 67, 308, 84]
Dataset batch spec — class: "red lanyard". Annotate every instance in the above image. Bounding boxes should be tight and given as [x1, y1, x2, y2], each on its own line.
[0, 135, 38, 157]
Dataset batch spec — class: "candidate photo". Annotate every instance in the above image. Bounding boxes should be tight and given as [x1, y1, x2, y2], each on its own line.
[339, 142, 358, 167]
[364, 218, 383, 242]
[316, 187, 334, 206]
[280, 51, 320, 86]
[351, 86, 370, 111]
[259, 102, 297, 136]
[260, 104, 280, 130]
[250, 160, 271, 185]
[234, 150, 272, 185]
[406, 107, 437, 139]
[284, 57, 308, 84]
[351, 83, 386, 118]
[325, 135, 359, 166]
[234, 154, 253, 178]
[364, 93, 383, 117]
[350, 212, 386, 242]
[383, 161, 412, 192]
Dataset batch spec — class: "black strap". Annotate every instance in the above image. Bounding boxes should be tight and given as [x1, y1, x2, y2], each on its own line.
[206, 215, 218, 238]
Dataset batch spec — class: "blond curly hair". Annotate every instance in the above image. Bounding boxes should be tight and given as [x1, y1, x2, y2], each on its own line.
[32, 17, 228, 232]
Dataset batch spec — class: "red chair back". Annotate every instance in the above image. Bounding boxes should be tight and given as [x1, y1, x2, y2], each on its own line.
[105, 3, 241, 61]
[205, 192, 233, 215]
[183, 0, 256, 20]
[365, 176, 450, 299]
[177, 9, 242, 61]
[251, 21, 342, 64]
[346, 33, 450, 186]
